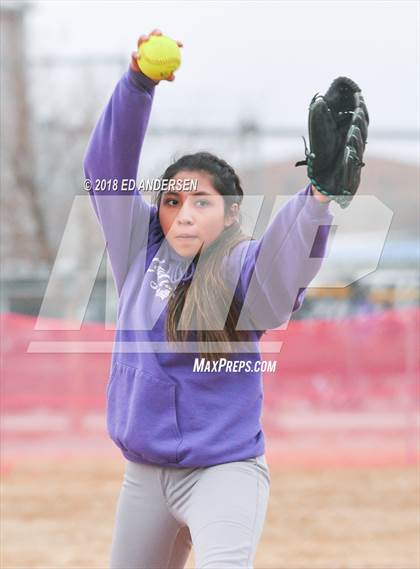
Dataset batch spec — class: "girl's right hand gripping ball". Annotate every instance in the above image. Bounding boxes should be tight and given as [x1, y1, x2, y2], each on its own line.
[137, 35, 181, 81]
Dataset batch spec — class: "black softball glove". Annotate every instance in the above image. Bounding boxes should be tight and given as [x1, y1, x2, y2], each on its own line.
[295, 76, 369, 209]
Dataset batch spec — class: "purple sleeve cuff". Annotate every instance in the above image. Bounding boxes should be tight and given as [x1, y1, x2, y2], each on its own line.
[302, 183, 332, 218]
[127, 66, 157, 95]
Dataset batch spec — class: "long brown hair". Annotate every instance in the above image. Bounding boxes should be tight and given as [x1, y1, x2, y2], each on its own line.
[154, 152, 254, 361]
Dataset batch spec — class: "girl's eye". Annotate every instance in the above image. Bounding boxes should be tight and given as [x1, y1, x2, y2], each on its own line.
[163, 198, 178, 206]
[162, 198, 210, 207]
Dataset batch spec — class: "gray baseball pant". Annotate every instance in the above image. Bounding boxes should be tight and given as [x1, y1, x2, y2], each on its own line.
[109, 454, 271, 568]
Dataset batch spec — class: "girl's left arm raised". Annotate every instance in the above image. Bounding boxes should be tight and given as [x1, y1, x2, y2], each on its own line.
[237, 183, 334, 332]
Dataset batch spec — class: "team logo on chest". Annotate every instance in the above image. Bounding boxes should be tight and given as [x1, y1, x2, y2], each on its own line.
[147, 257, 174, 300]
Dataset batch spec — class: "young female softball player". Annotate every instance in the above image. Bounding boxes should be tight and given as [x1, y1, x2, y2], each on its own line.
[84, 28, 367, 569]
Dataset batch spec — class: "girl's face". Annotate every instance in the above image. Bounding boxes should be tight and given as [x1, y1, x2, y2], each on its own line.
[159, 170, 238, 257]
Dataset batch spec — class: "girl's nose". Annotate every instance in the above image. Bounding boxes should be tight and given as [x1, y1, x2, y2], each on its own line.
[177, 200, 194, 224]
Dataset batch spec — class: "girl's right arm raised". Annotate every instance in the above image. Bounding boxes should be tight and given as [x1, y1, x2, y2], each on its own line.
[83, 65, 156, 297]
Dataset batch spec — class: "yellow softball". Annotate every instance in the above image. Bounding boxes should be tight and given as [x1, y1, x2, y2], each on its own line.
[137, 35, 181, 81]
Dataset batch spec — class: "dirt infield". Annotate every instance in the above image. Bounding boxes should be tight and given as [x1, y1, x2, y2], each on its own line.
[1, 459, 418, 569]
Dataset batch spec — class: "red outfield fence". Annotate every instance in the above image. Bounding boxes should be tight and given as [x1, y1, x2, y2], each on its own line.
[1, 309, 419, 467]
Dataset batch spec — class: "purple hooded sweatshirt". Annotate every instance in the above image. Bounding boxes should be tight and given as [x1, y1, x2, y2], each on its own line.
[83, 67, 334, 468]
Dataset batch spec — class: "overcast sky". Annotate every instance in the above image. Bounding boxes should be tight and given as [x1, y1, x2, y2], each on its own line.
[21, 0, 420, 164]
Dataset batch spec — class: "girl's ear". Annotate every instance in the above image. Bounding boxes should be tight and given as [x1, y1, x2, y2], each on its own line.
[224, 203, 239, 227]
